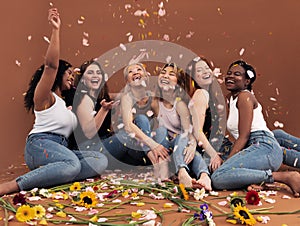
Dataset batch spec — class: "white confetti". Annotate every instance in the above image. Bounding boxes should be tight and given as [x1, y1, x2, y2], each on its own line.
[273, 121, 284, 128]
[15, 60, 21, 67]
[82, 37, 89, 47]
[166, 55, 172, 63]
[43, 36, 50, 43]
[128, 35, 133, 42]
[293, 158, 298, 167]
[239, 48, 245, 56]
[27, 35, 32, 41]
[218, 200, 227, 206]
[91, 111, 97, 116]
[146, 110, 154, 117]
[269, 97, 277, 101]
[117, 123, 124, 129]
[282, 195, 291, 199]
[124, 4, 131, 10]
[163, 34, 170, 41]
[158, 8, 166, 17]
[119, 43, 126, 51]
[265, 198, 276, 204]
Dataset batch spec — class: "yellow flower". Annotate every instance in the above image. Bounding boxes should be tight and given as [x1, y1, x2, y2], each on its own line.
[16, 205, 35, 222]
[122, 190, 129, 197]
[179, 183, 189, 200]
[136, 202, 145, 206]
[233, 204, 256, 226]
[70, 182, 82, 191]
[131, 192, 138, 198]
[56, 211, 67, 218]
[131, 211, 142, 218]
[77, 191, 98, 208]
[90, 215, 98, 222]
[39, 218, 48, 225]
[55, 203, 64, 209]
[163, 203, 174, 208]
[32, 205, 46, 219]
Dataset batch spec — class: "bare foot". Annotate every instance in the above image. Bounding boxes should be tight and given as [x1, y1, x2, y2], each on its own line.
[178, 168, 192, 188]
[0, 180, 19, 196]
[273, 171, 300, 197]
[158, 159, 169, 180]
[192, 173, 212, 191]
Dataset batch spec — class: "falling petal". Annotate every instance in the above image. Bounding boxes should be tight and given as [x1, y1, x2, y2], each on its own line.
[43, 36, 50, 43]
[15, 60, 21, 67]
[119, 43, 127, 51]
[239, 48, 245, 56]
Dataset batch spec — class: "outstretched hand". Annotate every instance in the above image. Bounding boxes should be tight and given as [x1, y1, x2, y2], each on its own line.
[48, 8, 61, 29]
[100, 99, 119, 111]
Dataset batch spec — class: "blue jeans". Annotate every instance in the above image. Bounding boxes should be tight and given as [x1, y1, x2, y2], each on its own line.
[155, 127, 210, 178]
[211, 130, 282, 190]
[18, 132, 108, 191]
[273, 129, 300, 168]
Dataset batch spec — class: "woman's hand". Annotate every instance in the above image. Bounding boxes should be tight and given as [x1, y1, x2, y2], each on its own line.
[209, 153, 223, 172]
[183, 143, 196, 164]
[48, 8, 61, 30]
[147, 144, 169, 164]
[100, 99, 119, 111]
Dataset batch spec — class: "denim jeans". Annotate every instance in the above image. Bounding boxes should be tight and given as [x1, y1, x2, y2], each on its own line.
[211, 130, 282, 190]
[273, 129, 300, 168]
[155, 126, 210, 178]
[18, 132, 108, 191]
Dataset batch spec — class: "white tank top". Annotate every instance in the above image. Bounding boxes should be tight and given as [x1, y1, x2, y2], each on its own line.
[158, 100, 181, 137]
[29, 92, 78, 138]
[227, 94, 271, 140]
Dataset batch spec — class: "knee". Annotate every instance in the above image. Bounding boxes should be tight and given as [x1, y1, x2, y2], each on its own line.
[272, 129, 284, 138]
[210, 171, 225, 190]
[90, 153, 108, 174]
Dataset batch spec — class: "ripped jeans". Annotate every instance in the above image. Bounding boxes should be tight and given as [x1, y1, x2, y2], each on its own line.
[211, 130, 282, 190]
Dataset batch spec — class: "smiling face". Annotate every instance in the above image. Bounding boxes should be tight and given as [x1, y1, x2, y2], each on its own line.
[61, 67, 74, 91]
[126, 63, 147, 87]
[82, 63, 104, 93]
[158, 65, 178, 91]
[193, 60, 213, 89]
[225, 64, 250, 93]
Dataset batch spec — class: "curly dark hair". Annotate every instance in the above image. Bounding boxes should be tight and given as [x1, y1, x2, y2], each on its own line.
[24, 59, 72, 112]
[228, 60, 256, 91]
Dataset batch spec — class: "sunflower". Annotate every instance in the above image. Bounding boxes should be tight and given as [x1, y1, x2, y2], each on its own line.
[233, 204, 256, 226]
[230, 197, 245, 209]
[70, 182, 82, 191]
[245, 190, 260, 205]
[32, 205, 46, 219]
[16, 205, 35, 222]
[77, 191, 98, 208]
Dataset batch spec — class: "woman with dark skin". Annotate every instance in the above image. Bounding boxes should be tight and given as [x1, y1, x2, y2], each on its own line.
[211, 60, 300, 197]
[0, 8, 107, 196]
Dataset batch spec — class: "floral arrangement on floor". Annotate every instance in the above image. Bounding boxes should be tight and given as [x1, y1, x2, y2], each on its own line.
[0, 170, 299, 225]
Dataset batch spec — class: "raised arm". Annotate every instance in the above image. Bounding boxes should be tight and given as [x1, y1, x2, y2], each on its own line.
[34, 8, 61, 111]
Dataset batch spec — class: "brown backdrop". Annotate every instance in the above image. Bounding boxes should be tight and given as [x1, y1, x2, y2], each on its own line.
[1, 0, 300, 171]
